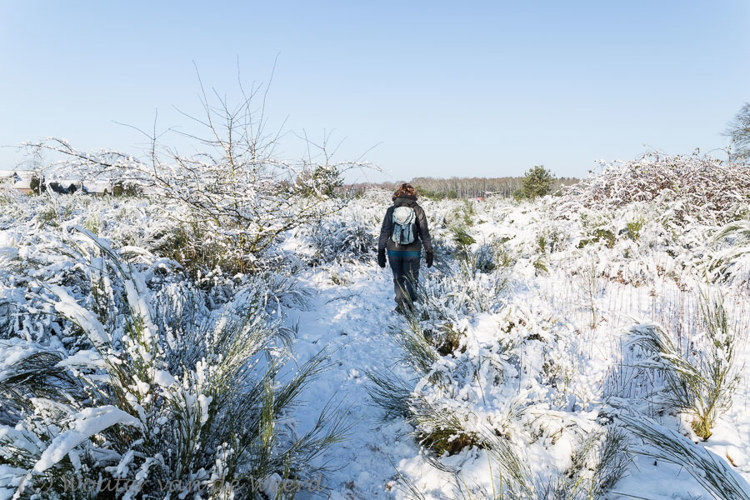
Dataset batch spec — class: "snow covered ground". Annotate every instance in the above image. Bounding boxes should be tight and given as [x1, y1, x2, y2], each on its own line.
[2, 154, 750, 499]
[285, 260, 750, 499]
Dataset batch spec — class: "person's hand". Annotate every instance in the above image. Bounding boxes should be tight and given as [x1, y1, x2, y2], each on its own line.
[378, 249, 386, 268]
[426, 251, 434, 268]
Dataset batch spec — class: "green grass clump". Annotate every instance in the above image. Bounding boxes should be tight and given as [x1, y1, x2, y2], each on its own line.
[578, 229, 615, 249]
[452, 226, 476, 246]
[629, 293, 741, 440]
[625, 218, 645, 241]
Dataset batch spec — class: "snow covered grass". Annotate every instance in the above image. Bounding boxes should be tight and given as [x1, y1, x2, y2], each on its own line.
[2, 153, 750, 498]
[629, 293, 743, 440]
[711, 220, 750, 290]
[620, 414, 750, 500]
[0, 225, 346, 498]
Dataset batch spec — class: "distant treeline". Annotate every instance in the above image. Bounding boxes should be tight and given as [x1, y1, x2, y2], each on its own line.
[341, 176, 580, 199]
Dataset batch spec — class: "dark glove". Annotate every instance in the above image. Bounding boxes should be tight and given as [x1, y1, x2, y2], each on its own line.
[426, 251, 434, 268]
[377, 249, 386, 268]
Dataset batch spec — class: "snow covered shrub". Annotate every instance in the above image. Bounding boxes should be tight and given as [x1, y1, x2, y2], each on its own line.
[392, 265, 507, 359]
[0, 243, 344, 499]
[470, 241, 495, 274]
[625, 217, 645, 241]
[419, 259, 507, 320]
[421, 419, 631, 500]
[367, 317, 511, 458]
[432, 200, 479, 261]
[555, 152, 750, 226]
[577, 228, 616, 249]
[307, 212, 376, 264]
[411, 399, 485, 457]
[145, 219, 253, 278]
[629, 292, 742, 440]
[437, 199, 474, 229]
[574, 210, 618, 251]
[396, 408, 630, 499]
[367, 372, 489, 458]
[26, 75, 370, 276]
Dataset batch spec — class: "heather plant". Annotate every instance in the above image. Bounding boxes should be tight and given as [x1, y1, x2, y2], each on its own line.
[554, 152, 750, 226]
[625, 218, 645, 241]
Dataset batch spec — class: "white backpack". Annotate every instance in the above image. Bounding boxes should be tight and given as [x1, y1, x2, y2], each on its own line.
[392, 206, 416, 245]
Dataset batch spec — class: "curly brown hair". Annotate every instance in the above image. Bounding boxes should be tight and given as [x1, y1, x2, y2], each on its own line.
[392, 183, 418, 201]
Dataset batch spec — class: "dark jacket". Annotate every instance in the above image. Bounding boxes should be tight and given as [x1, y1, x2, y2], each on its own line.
[378, 196, 433, 253]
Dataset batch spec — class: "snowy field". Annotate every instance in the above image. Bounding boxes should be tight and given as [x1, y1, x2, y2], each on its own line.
[2, 153, 750, 499]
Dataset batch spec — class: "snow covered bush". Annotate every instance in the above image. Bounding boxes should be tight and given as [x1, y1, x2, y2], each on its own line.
[307, 211, 377, 265]
[25, 76, 371, 276]
[0, 235, 344, 499]
[554, 152, 750, 226]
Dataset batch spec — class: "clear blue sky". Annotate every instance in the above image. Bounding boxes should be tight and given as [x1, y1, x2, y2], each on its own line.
[1, 1, 749, 182]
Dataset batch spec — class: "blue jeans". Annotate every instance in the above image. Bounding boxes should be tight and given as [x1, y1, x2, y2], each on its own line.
[387, 250, 421, 308]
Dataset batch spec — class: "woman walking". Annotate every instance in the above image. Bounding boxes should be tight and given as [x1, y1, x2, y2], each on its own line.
[377, 184, 434, 312]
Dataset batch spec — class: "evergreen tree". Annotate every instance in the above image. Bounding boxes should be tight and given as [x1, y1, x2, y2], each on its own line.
[519, 165, 555, 199]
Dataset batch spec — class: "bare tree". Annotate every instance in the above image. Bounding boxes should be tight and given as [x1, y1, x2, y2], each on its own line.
[725, 102, 750, 162]
[26, 71, 371, 272]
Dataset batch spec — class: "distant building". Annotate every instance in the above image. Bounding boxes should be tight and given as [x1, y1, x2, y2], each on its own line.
[1, 171, 149, 196]
[0, 170, 38, 194]
[86, 180, 114, 195]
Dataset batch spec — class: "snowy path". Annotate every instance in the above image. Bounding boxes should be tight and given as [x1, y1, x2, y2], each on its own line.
[286, 264, 429, 499]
